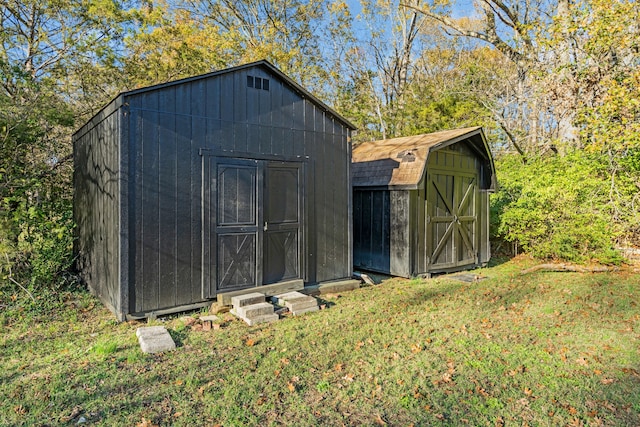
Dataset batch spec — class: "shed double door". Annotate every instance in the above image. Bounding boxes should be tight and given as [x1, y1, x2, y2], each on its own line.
[426, 169, 478, 270]
[204, 158, 302, 297]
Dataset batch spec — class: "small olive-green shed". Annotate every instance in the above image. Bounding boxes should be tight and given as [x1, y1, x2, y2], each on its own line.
[351, 127, 497, 277]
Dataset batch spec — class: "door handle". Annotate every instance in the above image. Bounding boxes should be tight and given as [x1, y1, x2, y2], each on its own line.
[264, 222, 268, 231]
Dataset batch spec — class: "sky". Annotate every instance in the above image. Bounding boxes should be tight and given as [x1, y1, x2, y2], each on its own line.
[344, 0, 479, 41]
[345, 0, 478, 20]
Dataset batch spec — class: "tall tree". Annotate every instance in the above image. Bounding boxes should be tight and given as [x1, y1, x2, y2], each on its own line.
[121, 3, 235, 87]
[407, 0, 640, 157]
[344, 0, 429, 140]
[122, 0, 342, 98]
[405, 0, 561, 155]
[403, 43, 501, 139]
[335, 0, 497, 144]
[0, 0, 135, 287]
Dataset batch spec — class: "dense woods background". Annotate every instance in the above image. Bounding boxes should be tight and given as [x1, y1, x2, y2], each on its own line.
[1, 0, 639, 304]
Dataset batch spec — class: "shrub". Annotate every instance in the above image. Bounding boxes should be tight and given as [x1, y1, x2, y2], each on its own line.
[491, 152, 625, 264]
[0, 75, 78, 312]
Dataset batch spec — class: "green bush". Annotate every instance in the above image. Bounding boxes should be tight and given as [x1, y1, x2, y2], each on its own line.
[0, 189, 77, 314]
[491, 152, 625, 264]
[0, 74, 78, 313]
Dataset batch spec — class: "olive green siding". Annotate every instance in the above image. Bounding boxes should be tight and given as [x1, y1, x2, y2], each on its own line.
[353, 132, 495, 278]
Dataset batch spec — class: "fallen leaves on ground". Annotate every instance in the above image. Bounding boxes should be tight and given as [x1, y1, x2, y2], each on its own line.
[374, 414, 387, 425]
[136, 418, 158, 427]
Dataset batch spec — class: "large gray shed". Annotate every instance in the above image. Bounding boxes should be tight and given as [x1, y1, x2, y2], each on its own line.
[352, 127, 496, 277]
[74, 60, 357, 320]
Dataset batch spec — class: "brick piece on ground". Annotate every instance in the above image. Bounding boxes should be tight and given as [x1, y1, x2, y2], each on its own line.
[200, 315, 219, 332]
[231, 292, 265, 308]
[180, 316, 196, 326]
[136, 326, 176, 353]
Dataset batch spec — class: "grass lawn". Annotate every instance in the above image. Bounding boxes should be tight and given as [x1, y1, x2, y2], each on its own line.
[1, 256, 639, 426]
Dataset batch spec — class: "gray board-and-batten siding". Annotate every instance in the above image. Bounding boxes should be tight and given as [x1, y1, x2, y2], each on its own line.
[74, 61, 356, 320]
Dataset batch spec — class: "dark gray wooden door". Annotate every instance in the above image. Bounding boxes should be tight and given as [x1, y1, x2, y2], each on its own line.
[206, 158, 262, 297]
[427, 171, 478, 270]
[353, 190, 391, 273]
[204, 158, 301, 297]
[263, 162, 302, 284]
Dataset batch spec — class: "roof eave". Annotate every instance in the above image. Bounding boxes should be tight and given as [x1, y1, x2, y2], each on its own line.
[73, 93, 126, 141]
[353, 183, 420, 191]
[426, 126, 483, 153]
[256, 61, 357, 130]
[352, 126, 497, 191]
[116, 60, 357, 131]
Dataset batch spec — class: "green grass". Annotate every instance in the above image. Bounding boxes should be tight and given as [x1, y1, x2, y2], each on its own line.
[1, 257, 639, 426]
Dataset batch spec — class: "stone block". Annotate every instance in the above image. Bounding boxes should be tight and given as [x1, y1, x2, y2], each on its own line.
[242, 313, 279, 326]
[231, 293, 265, 308]
[136, 326, 176, 353]
[136, 326, 166, 338]
[201, 314, 219, 332]
[292, 306, 319, 316]
[209, 303, 230, 314]
[317, 279, 360, 294]
[274, 291, 318, 311]
[235, 302, 274, 319]
[217, 279, 303, 306]
[271, 291, 302, 304]
[287, 298, 318, 311]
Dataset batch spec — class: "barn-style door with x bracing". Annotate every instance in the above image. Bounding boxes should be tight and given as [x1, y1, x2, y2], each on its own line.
[202, 157, 302, 298]
[426, 169, 479, 271]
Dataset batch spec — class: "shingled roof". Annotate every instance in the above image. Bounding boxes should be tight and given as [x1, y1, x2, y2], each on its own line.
[352, 127, 495, 189]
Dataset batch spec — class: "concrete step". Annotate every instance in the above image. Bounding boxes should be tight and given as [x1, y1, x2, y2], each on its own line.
[234, 302, 275, 319]
[217, 279, 304, 306]
[316, 279, 360, 294]
[291, 305, 319, 316]
[242, 313, 279, 326]
[273, 291, 319, 315]
[288, 298, 319, 311]
[231, 292, 265, 308]
[231, 301, 279, 326]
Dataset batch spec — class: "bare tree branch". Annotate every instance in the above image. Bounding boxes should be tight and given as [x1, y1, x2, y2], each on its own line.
[401, 2, 523, 64]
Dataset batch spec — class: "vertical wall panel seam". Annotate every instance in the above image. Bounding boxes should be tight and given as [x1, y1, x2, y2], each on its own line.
[156, 107, 161, 310]
[347, 127, 353, 277]
[174, 111, 178, 306]
[140, 110, 145, 311]
[119, 101, 129, 320]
